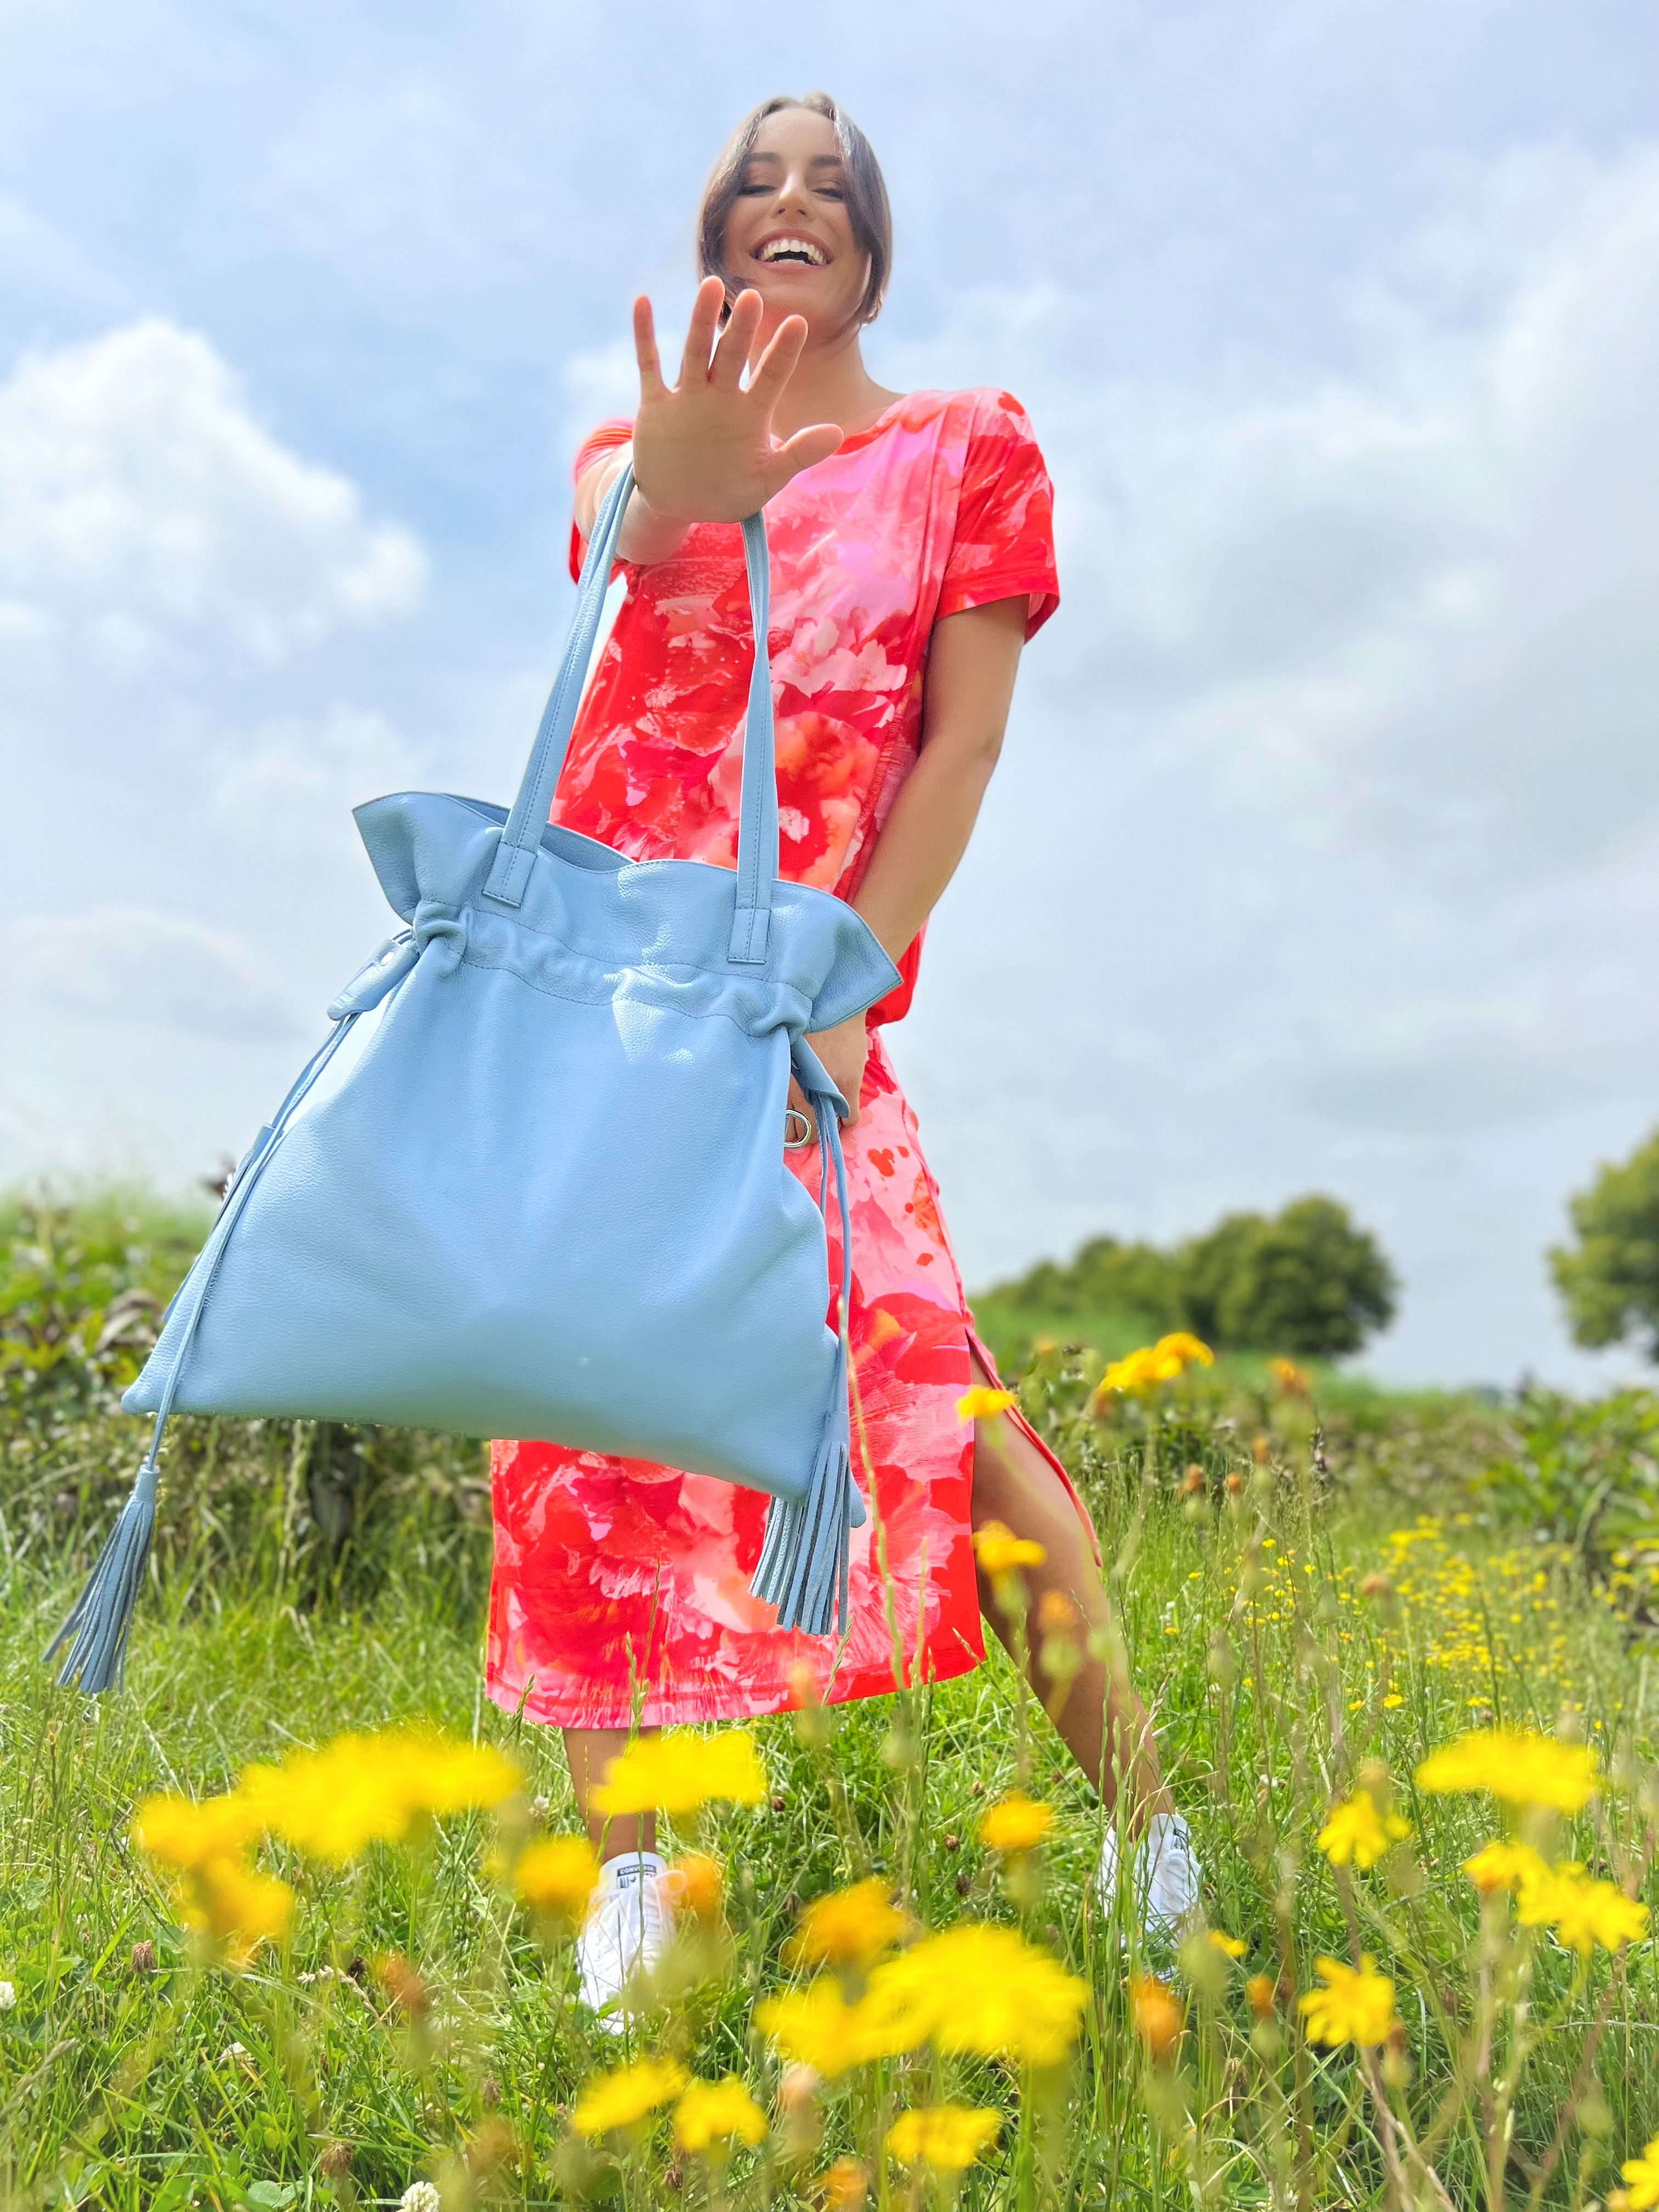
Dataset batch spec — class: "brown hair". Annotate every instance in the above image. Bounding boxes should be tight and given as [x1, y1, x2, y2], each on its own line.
[697, 92, 892, 329]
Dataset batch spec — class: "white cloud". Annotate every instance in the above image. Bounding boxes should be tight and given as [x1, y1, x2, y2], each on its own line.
[1, 904, 304, 1039]
[0, 318, 427, 661]
[210, 707, 421, 854]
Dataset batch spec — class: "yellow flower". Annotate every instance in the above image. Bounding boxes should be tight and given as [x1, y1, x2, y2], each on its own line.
[1315, 1790, 1410, 1871]
[1414, 1728, 1600, 1813]
[1538, 1871, 1650, 1955]
[1130, 1972, 1185, 2063]
[956, 1386, 1017, 1423]
[572, 2056, 691, 2137]
[1268, 1357, 1310, 1395]
[972, 1521, 1047, 1573]
[132, 1791, 262, 1870]
[1620, 2134, 1659, 2211]
[673, 2076, 768, 2153]
[177, 1856, 294, 1969]
[756, 1978, 910, 2078]
[1297, 1955, 1398, 2048]
[977, 1792, 1056, 1853]
[589, 1729, 766, 1816]
[513, 1835, 600, 1924]
[238, 1729, 521, 1865]
[860, 1924, 1090, 2069]
[885, 2106, 1000, 2173]
[1463, 1839, 1553, 1902]
[1097, 1334, 1215, 1399]
[1207, 1931, 1247, 1959]
[667, 1852, 725, 1921]
[785, 1878, 908, 1969]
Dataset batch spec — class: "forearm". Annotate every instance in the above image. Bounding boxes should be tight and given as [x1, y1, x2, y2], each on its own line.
[849, 733, 1000, 964]
[575, 447, 691, 566]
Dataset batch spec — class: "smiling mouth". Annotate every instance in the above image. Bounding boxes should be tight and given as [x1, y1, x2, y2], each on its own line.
[757, 235, 828, 268]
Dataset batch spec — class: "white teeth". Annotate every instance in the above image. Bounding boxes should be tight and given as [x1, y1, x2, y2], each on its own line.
[759, 236, 826, 267]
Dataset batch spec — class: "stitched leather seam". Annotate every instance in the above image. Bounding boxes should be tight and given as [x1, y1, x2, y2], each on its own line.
[458, 944, 808, 1037]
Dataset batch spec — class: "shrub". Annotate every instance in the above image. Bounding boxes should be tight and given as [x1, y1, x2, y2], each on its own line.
[1551, 1124, 1659, 1361]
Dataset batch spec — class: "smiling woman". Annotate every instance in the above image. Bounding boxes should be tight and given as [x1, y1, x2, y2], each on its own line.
[483, 89, 1201, 2025]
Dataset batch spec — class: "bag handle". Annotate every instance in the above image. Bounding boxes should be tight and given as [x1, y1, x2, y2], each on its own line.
[483, 463, 778, 963]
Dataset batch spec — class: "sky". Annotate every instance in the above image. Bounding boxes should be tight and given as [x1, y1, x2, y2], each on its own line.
[1, 0, 1656, 1386]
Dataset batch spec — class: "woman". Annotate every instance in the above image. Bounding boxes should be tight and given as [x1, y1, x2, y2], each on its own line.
[486, 92, 1198, 2018]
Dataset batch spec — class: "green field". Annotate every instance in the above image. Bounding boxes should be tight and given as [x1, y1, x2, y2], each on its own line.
[2, 1193, 1657, 2210]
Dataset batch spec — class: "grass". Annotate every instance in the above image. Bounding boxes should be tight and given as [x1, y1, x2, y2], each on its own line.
[1, 1197, 1657, 2208]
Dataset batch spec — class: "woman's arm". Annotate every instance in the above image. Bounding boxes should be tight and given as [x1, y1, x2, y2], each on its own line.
[805, 594, 1030, 1121]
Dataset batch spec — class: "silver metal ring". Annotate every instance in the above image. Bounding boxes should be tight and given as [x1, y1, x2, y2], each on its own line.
[783, 1107, 814, 1150]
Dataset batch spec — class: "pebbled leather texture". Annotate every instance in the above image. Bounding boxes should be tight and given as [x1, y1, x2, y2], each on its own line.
[125, 466, 899, 1520]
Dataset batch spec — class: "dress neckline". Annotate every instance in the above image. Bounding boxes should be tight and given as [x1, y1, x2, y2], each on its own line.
[833, 392, 920, 454]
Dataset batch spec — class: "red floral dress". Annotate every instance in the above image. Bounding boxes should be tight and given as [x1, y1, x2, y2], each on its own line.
[485, 388, 1084, 1729]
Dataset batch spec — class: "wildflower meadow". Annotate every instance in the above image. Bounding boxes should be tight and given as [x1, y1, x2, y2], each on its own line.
[2, 1193, 1657, 2209]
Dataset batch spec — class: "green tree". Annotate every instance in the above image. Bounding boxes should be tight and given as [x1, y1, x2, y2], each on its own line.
[1209, 1195, 1397, 1357]
[1173, 1212, 1270, 1346]
[1550, 1125, 1659, 1361]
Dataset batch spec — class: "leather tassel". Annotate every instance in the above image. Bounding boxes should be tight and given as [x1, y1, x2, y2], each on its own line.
[44, 1457, 160, 1693]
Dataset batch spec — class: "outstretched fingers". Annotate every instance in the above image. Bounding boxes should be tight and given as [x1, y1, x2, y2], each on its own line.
[633, 296, 666, 401]
[678, 275, 729, 388]
[747, 312, 811, 407]
[708, 287, 763, 391]
[766, 422, 844, 496]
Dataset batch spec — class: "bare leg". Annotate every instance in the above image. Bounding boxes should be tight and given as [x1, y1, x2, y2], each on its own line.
[562, 1727, 658, 1862]
[969, 1351, 1173, 1832]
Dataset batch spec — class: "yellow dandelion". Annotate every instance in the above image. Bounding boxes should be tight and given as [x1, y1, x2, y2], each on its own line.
[572, 2056, 691, 2137]
[977, 1792, 1056, 1853]
[1315, 1790, 1410, 1871]
[973, 1521, 1047, 1573]
[1619, 2134, 1659, 2211]
[885, 2105, 1000, 2174]
[673, 2076, 768, 2153]
[174, 1855, 293, 1969]
[956, 1386, 1017, 1423]
[859, 1923, 1089, 2069]
[1130, 1972, 1185, 2063]
[132, 1791, 262, 1870]
[785, 1878, 908, 1969]
[513, 1835, 600, 1925]
[589, 1729, 766, 1816]
[1538, 1871, 1649, 1956]
[666, 1852, 725, 1921]
[237, 1729, 520, 1865]
[1463, 1839, 1553, 1901]
[1207, 1931, 1247, 1958]
[756, 1977, 911, 2078]
[1414, 1728, 1600, 1813]
[1268, 1356, 1310, 1394]
[1297, 1955, 1397, 2048]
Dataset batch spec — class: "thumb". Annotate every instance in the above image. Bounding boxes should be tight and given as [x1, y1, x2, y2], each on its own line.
[765, 421, 843, 494]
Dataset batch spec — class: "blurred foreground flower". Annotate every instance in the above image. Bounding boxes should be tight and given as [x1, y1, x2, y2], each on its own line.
[1618, 2133, 1659, 2210]
[886, 2104, 1000, 2173]
[512, 1835, 600, 1927]
[1130, 1972, 1185, 2063]
[1316, 1789, 1410, 1870]
[667, 1852, 725, 1921]
[861, 1923, 1090, 2068]
[1415, 1728, 1600, 1813]
[973, 1521, 1046, 1573]
[239, 1730, 521, 1864]
[572, 2055, 691, 2137]
[785, 1878, 907, 1969]
[977, 1791, 1055, 1853]
[956, 1386, 1017, 1422]
[132, 1792, 292, 1968]
[1268, 1356, 1310, 1394]
[589, 1728, 766, 1815]
[1297, 1955, 1397, 2048]
[757, 1978, 907, 2077]
[673, 2076, 767, 2153]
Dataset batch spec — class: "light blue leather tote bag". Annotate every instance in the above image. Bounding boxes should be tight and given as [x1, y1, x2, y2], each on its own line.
[49, 465, 899, 1691]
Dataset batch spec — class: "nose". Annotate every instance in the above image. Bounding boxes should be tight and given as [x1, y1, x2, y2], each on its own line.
[770, 169, 813, 217]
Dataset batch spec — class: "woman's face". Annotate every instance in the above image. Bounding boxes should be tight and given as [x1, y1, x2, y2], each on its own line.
[721, 107, 868, 338]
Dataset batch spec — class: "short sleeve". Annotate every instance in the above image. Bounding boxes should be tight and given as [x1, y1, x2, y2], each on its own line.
[567, 419, 635, 582]
[936, 393, 1059, 640]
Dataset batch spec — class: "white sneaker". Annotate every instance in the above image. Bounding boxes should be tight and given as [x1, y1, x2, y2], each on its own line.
[1097, 1812, 1202, 1942]
[575, 1850, 673, 2031]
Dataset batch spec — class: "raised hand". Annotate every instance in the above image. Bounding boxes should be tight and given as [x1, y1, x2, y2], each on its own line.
[631, 275, 844, 525]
